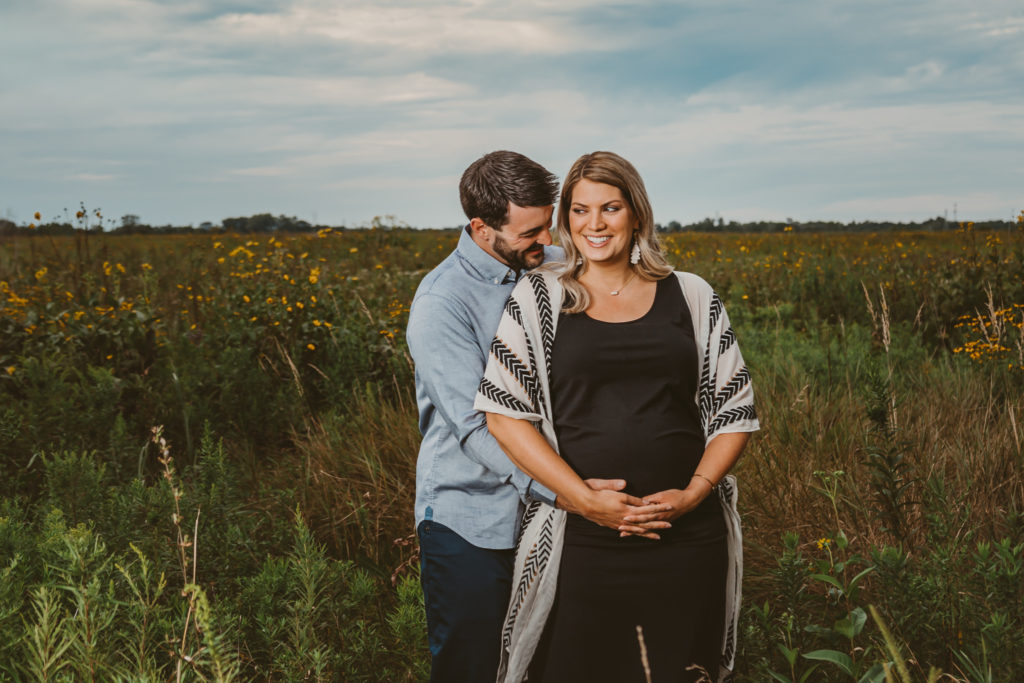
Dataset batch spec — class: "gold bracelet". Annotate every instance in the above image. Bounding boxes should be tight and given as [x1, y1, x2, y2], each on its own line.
[692, 473, 716, 489]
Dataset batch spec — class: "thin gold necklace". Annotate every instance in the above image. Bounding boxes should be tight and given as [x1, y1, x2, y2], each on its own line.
[609, 270, 637, 296]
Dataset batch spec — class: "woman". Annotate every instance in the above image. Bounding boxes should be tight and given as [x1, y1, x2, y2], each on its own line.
[474, 152, 759, 682]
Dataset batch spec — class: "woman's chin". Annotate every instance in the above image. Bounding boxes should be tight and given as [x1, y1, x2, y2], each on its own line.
[581, 250, 627, 266]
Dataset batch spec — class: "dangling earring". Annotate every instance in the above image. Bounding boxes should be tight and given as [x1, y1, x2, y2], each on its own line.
[629, 234, 641, 265]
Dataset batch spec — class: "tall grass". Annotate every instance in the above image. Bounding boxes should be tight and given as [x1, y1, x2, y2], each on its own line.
[1, 221, 1022, 679]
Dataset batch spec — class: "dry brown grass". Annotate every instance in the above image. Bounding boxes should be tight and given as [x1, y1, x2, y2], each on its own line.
[280, 379, 421, 575]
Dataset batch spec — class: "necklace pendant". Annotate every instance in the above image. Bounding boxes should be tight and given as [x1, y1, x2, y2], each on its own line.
[610, 290, 620, 296]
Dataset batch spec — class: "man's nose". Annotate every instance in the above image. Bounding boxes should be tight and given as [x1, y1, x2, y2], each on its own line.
[536, 227, 553, 246]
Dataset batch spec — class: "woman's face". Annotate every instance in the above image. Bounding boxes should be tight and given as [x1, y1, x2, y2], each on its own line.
[568, 178, 638, 266]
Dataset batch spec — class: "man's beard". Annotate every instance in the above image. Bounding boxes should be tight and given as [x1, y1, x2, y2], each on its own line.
[493, 234, 544, 272]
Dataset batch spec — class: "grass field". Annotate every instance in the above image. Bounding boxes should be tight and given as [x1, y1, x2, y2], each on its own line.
[1, 220, 1023, 681]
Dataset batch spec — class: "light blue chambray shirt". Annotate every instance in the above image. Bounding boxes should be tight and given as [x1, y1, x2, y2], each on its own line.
[407, 228, 561, 549]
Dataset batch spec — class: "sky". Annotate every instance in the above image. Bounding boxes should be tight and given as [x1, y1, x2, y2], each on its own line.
[2, 0, 1022, 229]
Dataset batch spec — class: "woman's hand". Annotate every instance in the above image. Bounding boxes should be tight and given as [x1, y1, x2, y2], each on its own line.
[621, 479, 715, 532]
[623, 433, 750, 535]
[578, 488, 674, 540]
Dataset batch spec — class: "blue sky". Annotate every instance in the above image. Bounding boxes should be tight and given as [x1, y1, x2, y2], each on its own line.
[2, 0, 1022, 228]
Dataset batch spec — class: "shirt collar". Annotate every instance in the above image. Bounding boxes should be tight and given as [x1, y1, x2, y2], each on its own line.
[456, 225, 518, 285]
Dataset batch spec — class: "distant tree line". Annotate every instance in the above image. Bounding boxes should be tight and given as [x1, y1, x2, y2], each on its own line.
[655, 216, 1018, 233]
[0, 213, 323, 237]
[1, 213, 1018, 236]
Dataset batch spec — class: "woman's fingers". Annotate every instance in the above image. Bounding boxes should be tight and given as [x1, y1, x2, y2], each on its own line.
[619, 493, 646, 506]
[583, 478, 627, 492]
[621, 511, 670, 523]
[618, 526, 661, 540]
[621, 502, 674, 521]
[618, 521, 670, 532]
[583, 491, 675, 532]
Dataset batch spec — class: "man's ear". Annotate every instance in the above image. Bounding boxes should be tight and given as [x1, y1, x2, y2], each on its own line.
[468, 217, 489, 237]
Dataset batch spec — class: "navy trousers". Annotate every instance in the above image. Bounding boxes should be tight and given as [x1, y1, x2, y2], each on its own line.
[418, 520, 514, 683]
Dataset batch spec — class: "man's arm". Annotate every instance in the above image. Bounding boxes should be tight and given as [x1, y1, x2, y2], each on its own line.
[407, 292, 556, 505]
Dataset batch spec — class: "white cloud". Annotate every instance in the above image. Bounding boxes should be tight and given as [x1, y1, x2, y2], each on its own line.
[179, 72, 473, 108]
[326, 173, 458, 191]
[228, 166, 291, 177]
[634, 99, 1024, 163]
[210, 3, 605, 55]
[65, 173, 118, 182]
[3, 0, 1022, 227]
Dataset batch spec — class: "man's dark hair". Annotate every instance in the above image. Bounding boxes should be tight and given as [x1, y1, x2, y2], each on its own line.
[459, 151, 559, 230]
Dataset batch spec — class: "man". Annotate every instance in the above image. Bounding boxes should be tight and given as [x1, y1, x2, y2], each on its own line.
[406, 151, 562, 682]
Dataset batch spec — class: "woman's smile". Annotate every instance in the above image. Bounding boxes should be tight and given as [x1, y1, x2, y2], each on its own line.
[569, 178, 637, 265]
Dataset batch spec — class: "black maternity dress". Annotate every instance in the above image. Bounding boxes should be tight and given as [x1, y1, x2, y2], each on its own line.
[528, 276, 728, 683]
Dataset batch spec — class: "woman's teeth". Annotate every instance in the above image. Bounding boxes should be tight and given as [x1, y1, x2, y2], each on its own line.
[586, 235, 610, 245]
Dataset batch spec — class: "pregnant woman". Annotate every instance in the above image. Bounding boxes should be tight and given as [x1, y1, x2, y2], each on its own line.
[475, 151, 759, 682]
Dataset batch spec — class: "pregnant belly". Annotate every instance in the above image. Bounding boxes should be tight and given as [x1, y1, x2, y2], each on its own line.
[558, 422, 705, 499]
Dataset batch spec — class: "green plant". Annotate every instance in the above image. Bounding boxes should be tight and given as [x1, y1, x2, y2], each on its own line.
[21, 586, 72, 682]
[862, 370, 915, 543]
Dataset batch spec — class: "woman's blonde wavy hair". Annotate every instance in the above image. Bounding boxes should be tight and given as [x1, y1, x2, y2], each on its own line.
[551, 151, 674, 313]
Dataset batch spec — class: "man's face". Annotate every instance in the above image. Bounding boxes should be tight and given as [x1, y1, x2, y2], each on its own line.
[488, 203, 554, 272]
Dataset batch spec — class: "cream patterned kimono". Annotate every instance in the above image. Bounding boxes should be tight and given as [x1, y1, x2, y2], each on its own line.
[474, 269, 760, 683]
